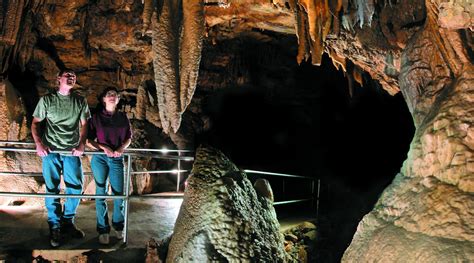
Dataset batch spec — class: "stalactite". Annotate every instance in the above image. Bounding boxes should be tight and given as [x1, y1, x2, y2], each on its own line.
[329, 0, 342, 35]
[328, 48, 346, 71]
[353, 66, 363, 87]
[294, 4, 310, 64]
[293, 0, 340, 66]
[355, 0, 375, 27]
[0, 0, 25, 46]
[142, 0, 154, 35]
[0, 0, 26, 73]
[292, 0, 381, 65]
[179, 0, 204, 113]
[147, 0, 204, 133]
[151, 0, 182, 134]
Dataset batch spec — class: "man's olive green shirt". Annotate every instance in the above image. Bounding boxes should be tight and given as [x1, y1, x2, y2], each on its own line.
[33, 91, 91, 151]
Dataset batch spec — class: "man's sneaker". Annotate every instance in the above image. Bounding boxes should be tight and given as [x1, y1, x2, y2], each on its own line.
[50, 228, 61, 248]
[115, 230, 124, 240]
[98, 233, 109, 245]
[62, 223, 85, 239]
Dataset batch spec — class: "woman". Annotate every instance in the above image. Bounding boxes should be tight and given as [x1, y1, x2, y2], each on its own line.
[87, 87, 132, 245]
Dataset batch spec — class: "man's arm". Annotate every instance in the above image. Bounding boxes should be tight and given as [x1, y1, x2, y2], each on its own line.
[72, 119, 88, 156]
[31, 117, 49, 157]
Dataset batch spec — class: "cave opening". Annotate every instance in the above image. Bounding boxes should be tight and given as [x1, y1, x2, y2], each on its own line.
[6, 65, 40, 120]
[198, 33, 415, 262]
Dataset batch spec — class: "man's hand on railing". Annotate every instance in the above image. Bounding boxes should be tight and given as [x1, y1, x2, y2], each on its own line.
[35, 142, 50, 157]
[72, 143, 85, 157]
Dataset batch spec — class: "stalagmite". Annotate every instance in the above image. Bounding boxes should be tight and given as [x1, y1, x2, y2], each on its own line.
[166, 146, 286, 262]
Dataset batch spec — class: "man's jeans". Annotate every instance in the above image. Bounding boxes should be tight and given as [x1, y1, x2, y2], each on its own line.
[91, 154, 125, 234]
[42, 153, 84, 230]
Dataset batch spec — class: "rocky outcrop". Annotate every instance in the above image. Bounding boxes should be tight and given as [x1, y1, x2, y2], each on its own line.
[166, 146, 286, 262]
[342, 1, 474, 262]
[0, 79, 40, 206]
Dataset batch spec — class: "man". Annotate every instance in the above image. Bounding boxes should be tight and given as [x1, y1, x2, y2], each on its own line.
[31, 69, 91, 248]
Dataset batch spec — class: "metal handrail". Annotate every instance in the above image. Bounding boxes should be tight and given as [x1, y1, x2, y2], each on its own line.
[0, 141, 192, 153]
[0, 170, 189, 176]
[244, 169, 319, 217]
[0, 146, 194, 161]
[244, 169, 313, 179]
[0, 141, 319, 244]
[0, 192, 127, 199]
[0, 141, 193, 244]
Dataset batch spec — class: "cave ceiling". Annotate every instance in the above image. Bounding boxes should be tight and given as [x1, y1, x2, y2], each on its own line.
[0, 0, 471, 132]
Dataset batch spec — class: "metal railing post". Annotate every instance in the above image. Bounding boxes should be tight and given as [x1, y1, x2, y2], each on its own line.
[311, 179, 315, 209]
[123, 154, 132, 243]
[176, 151, 181, 192]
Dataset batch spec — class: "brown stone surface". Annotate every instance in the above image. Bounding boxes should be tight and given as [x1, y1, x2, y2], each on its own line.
[342, 1, 474, 262]
[0, 79, 40, 206]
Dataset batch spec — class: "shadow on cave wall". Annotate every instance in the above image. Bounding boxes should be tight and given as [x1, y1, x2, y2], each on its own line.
[197, 35, 415, 262]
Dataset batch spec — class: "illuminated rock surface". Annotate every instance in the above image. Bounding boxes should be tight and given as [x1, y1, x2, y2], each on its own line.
[167, 146, 286, 262]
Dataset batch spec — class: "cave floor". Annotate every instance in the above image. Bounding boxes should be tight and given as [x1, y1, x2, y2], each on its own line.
[0, 197, 315, 262]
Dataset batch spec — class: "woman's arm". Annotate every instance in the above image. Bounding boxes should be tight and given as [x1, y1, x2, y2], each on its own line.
[113, 138, 132, 157]
[87, 139, 115, 157]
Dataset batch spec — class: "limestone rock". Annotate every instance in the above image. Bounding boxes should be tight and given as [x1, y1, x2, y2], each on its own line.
[253, 178, 274, 202]
[145, 239, 160, 263]
[0, 79, 41, 206]
[166, 146, 286, 262]
[343, 2, 474, 261]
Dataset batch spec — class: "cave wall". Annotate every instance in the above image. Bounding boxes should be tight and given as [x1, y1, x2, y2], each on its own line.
[342, 1, 474, 261]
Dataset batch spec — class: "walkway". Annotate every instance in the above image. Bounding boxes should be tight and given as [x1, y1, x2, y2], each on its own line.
[0, 197, 182, 261]
[0, 197, 315, 262]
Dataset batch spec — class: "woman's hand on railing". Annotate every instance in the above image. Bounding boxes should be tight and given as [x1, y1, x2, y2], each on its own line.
[114, 147, 124, 157]
[102, 146, 115, 157]
[35, 142, 50, 157]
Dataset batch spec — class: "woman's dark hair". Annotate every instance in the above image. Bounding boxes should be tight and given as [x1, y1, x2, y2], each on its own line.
[98, 87, 120, 102]
[94, 87, 120, 113]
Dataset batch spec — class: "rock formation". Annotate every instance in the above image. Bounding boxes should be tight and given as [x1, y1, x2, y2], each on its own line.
[166, 146, 286, 262]
[147, 0, 205, 133]
[342, 1, 474, 261]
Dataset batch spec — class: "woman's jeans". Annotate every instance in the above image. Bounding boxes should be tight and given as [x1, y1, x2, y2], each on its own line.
[42, 153, 83, 230]
[91, 154, 125, 234]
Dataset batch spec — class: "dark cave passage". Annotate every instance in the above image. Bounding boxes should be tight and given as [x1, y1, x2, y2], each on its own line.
[199, 36, 415, 262]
